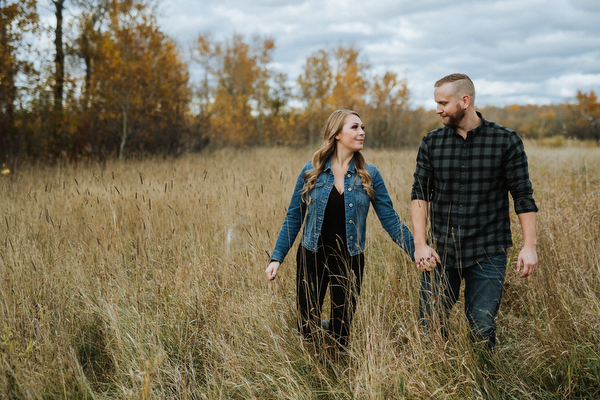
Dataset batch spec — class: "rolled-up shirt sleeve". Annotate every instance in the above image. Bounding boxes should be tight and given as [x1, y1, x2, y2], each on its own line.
[411, 139, 434, 202]
[505, 136, 538, 215]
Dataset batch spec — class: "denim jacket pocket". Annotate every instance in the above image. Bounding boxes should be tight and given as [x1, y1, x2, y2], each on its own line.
[303, 181, 326, 251]
[353, 186, 372, 216]
[307, 181, 325, 207]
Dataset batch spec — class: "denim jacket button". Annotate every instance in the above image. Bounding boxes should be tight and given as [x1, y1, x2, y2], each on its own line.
[347, 187, 352, 192]
[349, 203, 353, 207]
[349, 220, 353, 224]
[349, 236, 354, 240]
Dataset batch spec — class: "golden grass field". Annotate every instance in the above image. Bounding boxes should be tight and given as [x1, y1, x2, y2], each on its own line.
[1, 144, 599, 399]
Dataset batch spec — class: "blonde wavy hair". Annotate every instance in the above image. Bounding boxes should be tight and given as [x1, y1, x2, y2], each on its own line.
[301, 110, 374, 203]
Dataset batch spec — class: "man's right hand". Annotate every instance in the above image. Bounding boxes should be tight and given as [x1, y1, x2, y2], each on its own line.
[414, 245, 440, 272]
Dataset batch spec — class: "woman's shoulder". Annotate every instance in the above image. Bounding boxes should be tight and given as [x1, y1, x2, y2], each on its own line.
[297, 160, 314, 178]
[364, 162, 380, 174]
[301, 160, 313, 171]
[363, 162, 384, 185]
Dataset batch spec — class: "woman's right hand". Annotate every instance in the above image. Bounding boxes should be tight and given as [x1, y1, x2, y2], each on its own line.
[265, 261, 281, 281]
[414, 245, 440, 272]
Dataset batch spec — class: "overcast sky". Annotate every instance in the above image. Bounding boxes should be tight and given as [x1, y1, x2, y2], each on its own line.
[157, 0, 600, 109]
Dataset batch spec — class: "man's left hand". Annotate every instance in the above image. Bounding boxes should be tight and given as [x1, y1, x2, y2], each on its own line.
[516, 245, 537, 278]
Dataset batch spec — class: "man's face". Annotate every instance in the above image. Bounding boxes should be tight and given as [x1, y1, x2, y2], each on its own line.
[434, 83, 465, 128]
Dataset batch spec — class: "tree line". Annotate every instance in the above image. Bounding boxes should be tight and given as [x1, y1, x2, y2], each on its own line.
[1, 0, 599, 162]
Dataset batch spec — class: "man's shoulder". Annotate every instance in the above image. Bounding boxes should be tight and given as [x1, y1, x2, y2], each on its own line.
[427, 126, 446, 135]
[477, 116, 524, 149]
[482, 118, 517, 135]
[422, 126, 448, 142]
[477, 113, 522, 139]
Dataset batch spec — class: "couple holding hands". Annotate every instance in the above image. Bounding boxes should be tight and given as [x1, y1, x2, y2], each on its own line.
[265, 73, 538, 352]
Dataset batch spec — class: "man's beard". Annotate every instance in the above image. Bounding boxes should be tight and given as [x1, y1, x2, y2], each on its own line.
[442, 105, 466, 128]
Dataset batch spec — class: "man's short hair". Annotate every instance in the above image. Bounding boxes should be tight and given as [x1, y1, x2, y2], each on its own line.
[435, 73, 475, 102]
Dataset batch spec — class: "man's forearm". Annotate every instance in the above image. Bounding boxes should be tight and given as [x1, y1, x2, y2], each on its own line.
[411, 199, 429, 248]
[518, 211, 537, 248]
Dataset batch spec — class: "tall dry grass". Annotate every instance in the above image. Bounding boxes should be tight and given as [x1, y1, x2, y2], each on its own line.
[0, 144, 599, 399]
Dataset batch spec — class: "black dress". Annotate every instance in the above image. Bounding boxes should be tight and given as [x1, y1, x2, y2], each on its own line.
[296, 185, 365, 346]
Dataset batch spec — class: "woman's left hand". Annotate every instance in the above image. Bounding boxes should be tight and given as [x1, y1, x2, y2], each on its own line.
[265, 261, 281, 281]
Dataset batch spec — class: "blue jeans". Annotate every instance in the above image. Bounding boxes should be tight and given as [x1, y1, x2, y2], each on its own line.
[419, 253, 507, 349]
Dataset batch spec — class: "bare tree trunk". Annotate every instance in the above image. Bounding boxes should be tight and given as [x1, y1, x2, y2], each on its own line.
[52, 0, 65, 156]
[256, 112, 263, 146]
[53, 0, 64, 115]
[78, 0, 108, 109]
[119, 107, 128, 160]
[0, 0, 15, 123]
[81, 31, 92, 108]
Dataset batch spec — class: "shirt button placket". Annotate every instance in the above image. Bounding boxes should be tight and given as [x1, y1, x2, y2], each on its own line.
[459, 140, 469, 224]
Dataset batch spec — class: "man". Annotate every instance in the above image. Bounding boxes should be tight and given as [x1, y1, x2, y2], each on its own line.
[411, 73, 538, 350]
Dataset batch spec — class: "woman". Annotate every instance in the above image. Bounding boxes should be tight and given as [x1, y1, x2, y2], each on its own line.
[265, 110, 416, 348]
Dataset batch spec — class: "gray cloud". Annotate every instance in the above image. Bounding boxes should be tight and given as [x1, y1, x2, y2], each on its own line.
[158, 0, 600, 108]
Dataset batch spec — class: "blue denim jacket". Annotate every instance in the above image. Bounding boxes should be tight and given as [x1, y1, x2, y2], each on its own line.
[271, 156, 415, 263]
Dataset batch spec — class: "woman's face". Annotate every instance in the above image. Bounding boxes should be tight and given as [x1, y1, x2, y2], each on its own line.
[335, 114, 365, 153]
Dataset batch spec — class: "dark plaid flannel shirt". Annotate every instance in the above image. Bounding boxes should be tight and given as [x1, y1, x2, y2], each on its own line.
[411, 112, 538, 268]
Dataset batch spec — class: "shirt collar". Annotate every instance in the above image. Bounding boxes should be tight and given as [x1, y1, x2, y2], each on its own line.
[472, 111, 486, 134]
[447, 111, 487, 138]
